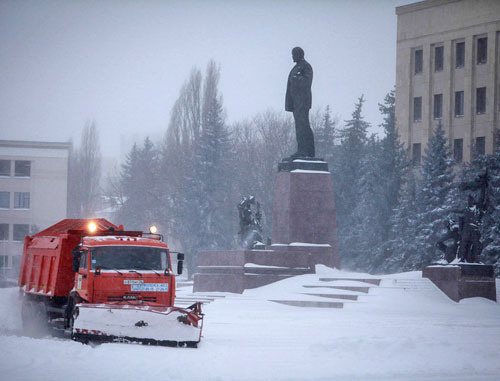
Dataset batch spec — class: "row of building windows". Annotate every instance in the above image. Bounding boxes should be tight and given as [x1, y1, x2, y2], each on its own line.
[0, 160, 31, 177]
[414, 36, 487, 75]
[0, 223, 29, 241]
[412, 136, 485, 166]
[0, 192, 30, 209]
[413, 87, 488, 122]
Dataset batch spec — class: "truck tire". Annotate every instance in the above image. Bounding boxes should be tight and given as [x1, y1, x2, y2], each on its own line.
[65, 294, 78, 329]
[21, 299, 49, 338]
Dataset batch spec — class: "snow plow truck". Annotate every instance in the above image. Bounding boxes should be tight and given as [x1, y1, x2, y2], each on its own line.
[18, 219, 203, 347]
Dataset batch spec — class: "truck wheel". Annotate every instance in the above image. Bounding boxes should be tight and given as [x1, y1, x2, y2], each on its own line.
[65, 294, 78, 329]
[21, 299, 49, 338]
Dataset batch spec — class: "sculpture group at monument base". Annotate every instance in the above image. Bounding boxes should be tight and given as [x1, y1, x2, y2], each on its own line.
[422, 263, 497, 302]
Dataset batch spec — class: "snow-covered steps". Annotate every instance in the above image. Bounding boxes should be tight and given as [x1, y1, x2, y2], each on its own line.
[318, 277, 381, 286]
[308, 284, 371, 293]
[301, 293, 358, 300]
[263, 274, 382, 308]
[383, 278, 436, 292]
[269, 300, 343, 308]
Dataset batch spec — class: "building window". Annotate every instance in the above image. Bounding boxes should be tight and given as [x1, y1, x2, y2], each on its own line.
[14, 160, 31, 177]
[414, 49, 423, 74]
[0, 160, 10, 176]
[0, 192, 9, 208]
[477, 37, 487, 64]
[455, 41, 465, 68]
[0, 255, 9, 268]
[455, 91, 464, 117]
[433, 94, 443, 119]
[434, 46, 444, 72]
[413, 97, 422, 122]
[412, 143, 421, 166]
[0, 224, 8, 241]
[475, 137, 485, 156]
[476, 87, 486, 114]
[453, 139, 463, 163]
[14, 192, 30, 209]
[13, 224, 29, 242]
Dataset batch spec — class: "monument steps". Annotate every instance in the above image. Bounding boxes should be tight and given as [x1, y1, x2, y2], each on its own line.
[301, 293, 358, 300]
[266, 277, 382, 308]
[269, 300, 344, 308]
[318, 277, 381, 286]
[312, 285, 371, 293]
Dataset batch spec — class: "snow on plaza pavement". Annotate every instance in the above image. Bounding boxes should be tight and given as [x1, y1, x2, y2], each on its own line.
[1, 266, 499, 381]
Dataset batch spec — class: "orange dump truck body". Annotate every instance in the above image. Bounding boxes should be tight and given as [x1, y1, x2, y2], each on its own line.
[18, 219, 117, 297]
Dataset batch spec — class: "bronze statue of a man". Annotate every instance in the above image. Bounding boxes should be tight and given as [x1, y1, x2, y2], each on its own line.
[285, 46, 315, 158]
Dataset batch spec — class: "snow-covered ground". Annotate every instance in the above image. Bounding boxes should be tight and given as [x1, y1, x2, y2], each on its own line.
[1, 266, 499, 381]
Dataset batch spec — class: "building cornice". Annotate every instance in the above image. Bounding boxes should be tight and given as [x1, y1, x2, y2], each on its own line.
[0, 140, 72, 150]
[396, 0, 461, 15]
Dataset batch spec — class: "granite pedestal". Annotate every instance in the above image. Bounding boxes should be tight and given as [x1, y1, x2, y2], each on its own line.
[422, 263, 497, 302]
[271, 158, 339, 268]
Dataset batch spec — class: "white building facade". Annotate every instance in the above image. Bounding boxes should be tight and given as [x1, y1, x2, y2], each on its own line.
[0, 140, 71, 279]
[395, 0, 500, 164]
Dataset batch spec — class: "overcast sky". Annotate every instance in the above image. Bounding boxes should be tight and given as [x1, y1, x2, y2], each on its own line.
[0, 0, 413, 159]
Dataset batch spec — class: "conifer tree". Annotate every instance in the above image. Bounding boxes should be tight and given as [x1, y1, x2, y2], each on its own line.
[347, 135, 386, 270]
[407, 121, 456, 269]
[458, 136, 500, 275]
[378, 89, 409, 240]
[379, 172, 420, 272]
[115, 138, 161, 231]
[314, 105, 336, 163]
[332, 95, 370, 267]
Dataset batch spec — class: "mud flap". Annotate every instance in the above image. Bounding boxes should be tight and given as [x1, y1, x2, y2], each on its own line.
[72, 302, 203, 347]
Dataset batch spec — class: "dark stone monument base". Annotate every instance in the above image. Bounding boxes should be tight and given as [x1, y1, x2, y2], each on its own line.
[269, 243, 339, 269]
[193, 249, 314, 294]
[271, 167, 339, 267]
[422, 263, 497, 302]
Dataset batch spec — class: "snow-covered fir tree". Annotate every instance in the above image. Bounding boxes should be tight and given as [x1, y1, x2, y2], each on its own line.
[115, 138, 161, 230]
[332, 95, 370, 267]
[314, 105, 337, 163]
[458, 138, 500, 275]
[406, 121, 457, 269]
[368, 90, 410, 272]
[347, 135, 387, 270]
[378, 172, 419, 273]
[194, 60, 233, 252]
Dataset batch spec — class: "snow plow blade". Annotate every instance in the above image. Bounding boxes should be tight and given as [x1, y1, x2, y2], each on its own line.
[72, 302, 203, 348]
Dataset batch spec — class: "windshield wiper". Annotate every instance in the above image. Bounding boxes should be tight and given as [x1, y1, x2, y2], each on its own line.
[128, 269, 143, 276]
[97, 266, 123, 275]
[132, 267, 162, 276]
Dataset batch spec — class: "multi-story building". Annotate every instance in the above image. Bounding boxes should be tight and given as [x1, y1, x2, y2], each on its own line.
[395, 0, 500, 164]
[0, 140, 71, 280]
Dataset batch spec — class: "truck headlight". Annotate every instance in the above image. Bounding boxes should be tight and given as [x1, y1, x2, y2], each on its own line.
[88, 222, 97, 233]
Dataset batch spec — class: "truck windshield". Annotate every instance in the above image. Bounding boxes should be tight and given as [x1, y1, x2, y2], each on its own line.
[90, 246, 169, 270]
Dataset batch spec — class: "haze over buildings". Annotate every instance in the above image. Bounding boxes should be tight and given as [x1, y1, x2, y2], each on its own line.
[0, 0, 412, 159]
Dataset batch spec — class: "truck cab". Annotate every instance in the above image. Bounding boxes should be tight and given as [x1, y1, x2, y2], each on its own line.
[73, 235, 178, 307]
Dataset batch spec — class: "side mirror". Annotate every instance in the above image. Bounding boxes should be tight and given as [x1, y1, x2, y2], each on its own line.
[177, 260, 183, 275]
[177, 253, 185, 261]
[72, 248, 82, 272]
